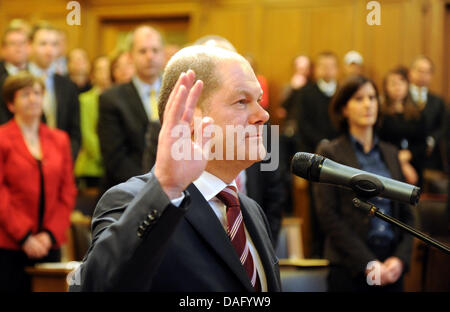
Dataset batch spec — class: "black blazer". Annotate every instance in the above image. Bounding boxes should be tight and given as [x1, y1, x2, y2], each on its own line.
[245, 162, 285, 246]
[313, 135, 414, 277]
[70, 172, 281, 291]
[98, 82, 151, 189]
[295, 82, 339, 153]
[0, 61, 13, 124]
[53, 74, 81, 161]
[420, 92, 447, 170]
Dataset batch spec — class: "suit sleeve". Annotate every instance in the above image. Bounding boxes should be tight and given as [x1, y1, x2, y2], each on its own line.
[0, 142, 35, 243]
[98, 92, 143, 183]
[43, 133, 77, 246]
[69, 175, 190, 291]
[313, 142, 376, 276]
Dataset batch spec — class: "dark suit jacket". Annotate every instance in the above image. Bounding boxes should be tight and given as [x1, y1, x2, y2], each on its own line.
[295, 82, 340, 153]
[52, 74, 81, 161]
[70, 172, 281, 291]
[245, 162, 285, 246]
[313, 135, 415, 277]
[0, 61, 13, 124]
[98, 82, 151, 190]
[142, 120, 161, 173]
[420, 92, 447, 170]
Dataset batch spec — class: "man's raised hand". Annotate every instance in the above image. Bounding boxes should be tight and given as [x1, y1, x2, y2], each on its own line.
[154, 70, 213, 199]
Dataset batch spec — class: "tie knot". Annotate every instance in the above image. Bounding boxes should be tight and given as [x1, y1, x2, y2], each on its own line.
[216, 186, 239, 208]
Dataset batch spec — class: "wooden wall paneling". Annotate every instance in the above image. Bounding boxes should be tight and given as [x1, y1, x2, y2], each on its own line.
[85, 1, 201, 58]
[260, 6, 311, 119]
[444, 3, 450, 103]
[361, 1, 405, 88]
[426, 0, 445, 96]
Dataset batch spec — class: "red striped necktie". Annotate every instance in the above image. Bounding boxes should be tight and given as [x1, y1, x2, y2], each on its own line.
[216, 185, 261, 291]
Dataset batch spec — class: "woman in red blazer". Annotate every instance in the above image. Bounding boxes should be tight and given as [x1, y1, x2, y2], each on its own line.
[0, 72, 77, 291]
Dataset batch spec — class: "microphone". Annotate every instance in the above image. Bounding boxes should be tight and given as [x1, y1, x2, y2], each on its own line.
[291, 152, 421, 205]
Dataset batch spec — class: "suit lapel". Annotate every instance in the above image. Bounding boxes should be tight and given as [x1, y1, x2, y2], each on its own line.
[336, 135, 360, 168]
[239, 195, 279, 291]
[125, 82, 149, 126]
[185, 184, 254, 291]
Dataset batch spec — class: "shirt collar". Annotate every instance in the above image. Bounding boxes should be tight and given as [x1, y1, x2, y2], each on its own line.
[29, 62, 55, 78]
[317, 79, 337, 97]
[4, 62, 23, 75]
[132, 75, 161, 94]
[193, 171, 238, 202]
[409, 84, 428, 101]
[349, 133, 380, 154]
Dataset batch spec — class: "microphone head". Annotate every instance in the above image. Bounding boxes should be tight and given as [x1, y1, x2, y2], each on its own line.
[291, 152, 325, 182]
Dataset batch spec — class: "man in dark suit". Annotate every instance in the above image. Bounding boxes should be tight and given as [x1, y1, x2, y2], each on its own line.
[98, 25, 165, 190]
[408, 55, 446, 171]
[0, 24, 30, 124]
[245, 161, 285, 247]
[28, 23, 80, 160]
[70, 46, 281, 291]
[294, 51, 341, 257]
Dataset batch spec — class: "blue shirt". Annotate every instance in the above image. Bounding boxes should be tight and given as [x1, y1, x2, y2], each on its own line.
[349, 135, 395, 247]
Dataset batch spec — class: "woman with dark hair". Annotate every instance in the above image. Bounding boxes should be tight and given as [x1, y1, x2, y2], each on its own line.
[378, 66, 427, 187]
[0, 72, 77, 291]
[313, 75, 414, 292]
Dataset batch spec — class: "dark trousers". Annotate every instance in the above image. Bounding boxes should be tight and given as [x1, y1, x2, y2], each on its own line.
[0, 248, 61, 292]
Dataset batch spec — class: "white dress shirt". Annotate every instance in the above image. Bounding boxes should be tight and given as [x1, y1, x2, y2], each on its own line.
[170, 170, 268, 291]
[132, 76, 161, 121]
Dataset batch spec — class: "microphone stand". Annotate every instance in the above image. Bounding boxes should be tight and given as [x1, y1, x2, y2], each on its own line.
[352, 197, 450, 255]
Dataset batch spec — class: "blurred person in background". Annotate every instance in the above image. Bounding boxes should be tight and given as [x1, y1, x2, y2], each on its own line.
[314, 75, 414, 292]
[343, 50, 364, 78]
[75, 55, 112, 192]
[28, 22, 81, 161]
[378, 66, 426, 187]
[0, 72, 76, 291]
[278, 55, 312, 124]
[0, 21, 31, 124]
[408, 56, 446, 174]
[295, 51, 340, 257]
[110, 50, 135, 85]
[67, 48, 92, 93]
[98, 25, 165, 190]
[163, 43, 181, 68]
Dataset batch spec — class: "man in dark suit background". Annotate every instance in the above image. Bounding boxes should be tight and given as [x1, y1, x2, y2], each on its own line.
[408, 55, 446, 172]
[293, 51, 341, 257]
[98, 25, 165, 190]
[28, 22, 80, 161]
[0, 22, 30, 124]
[70, 46, 281, 292]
